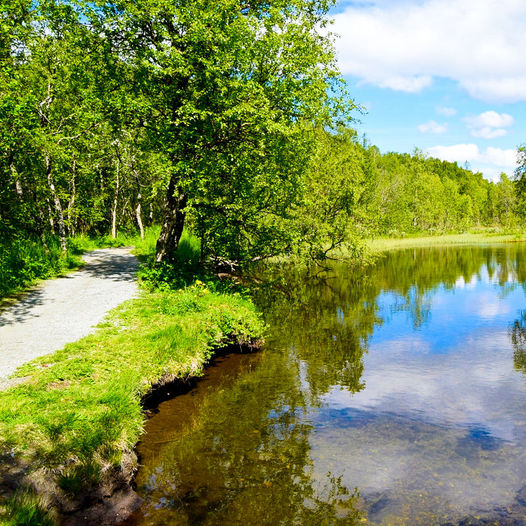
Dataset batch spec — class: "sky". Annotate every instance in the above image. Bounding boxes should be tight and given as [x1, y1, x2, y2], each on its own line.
[329, 0, 526, 181]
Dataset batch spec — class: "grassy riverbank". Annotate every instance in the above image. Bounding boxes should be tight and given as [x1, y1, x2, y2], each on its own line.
[368, 230, 526, 253]
[0, 269, 263, 524]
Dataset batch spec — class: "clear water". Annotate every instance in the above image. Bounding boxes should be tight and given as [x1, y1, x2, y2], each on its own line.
[123, 245, 526, 525]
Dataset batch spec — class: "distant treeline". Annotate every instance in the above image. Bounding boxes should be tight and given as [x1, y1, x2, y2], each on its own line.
[312, 129, 522, 240]
[1, 0, 524, 268]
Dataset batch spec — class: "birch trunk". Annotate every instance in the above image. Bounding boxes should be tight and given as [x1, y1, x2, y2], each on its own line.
[46, 155, 67, 254]
[111, 159, 120, 239]
[67, 160, 76, 237]
[11, 163, 23, 197]
[136, 192, 145, 241]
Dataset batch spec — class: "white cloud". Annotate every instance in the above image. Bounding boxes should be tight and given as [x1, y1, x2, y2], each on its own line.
[436, 106, 457, 117]
[482, 146, 517, 167]
[470, 127, 508, 139]
[462, 77, 526, 104]
[426, 144, 479, 164]
[418, 120, 448, 134]
[425, 144, 517, 181]
[465, 111, 514, 129]
[332, 0, 526, 102]
[464, 111, 514, 139]
[378, 75, 432, 93]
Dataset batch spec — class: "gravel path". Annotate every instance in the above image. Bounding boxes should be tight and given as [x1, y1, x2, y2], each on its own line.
[0, 247, 139, 389]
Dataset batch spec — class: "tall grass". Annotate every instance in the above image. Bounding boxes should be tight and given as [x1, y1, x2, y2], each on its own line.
[0, 236, 82, 299]
[67, 226, 161, 259]
[138, 229, 203, 289]
[0, 491, 55, 526]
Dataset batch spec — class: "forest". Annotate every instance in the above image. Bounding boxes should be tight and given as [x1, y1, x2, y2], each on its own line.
[1, 0, 525, 291]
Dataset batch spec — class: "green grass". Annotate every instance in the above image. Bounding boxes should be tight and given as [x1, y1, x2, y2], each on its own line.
[67, 226, 161, 261]
[0, 491, 55, 526]
[367, 230, 526, 253]
[0, 282, 264, 522]
[0, 236, 84, 300]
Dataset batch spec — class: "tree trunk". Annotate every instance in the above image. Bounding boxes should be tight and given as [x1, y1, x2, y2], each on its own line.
[111, 159, 120, 239]
[37, 207, 50, 253]
[11, 163, 23, 197]
[67, 159, 76, 237]
[155, 176, 187, 263]
[47, 200, 56, 234]
[46, 155, 67, 254]
[136, 192, 145, 241]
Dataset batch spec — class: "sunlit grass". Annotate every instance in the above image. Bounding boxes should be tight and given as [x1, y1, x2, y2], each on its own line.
[368, 230, 526, 253]
[67, 225, 161, 260]
[0, 490, 55, 526]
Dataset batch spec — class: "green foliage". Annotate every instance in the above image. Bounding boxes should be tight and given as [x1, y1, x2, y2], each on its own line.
[1, 0, 521, 269]
[0, 490, 55, 526]
[138, 230, 203, 289]
[292, 127, 367, 261]
[309, 133, 524, 242]
[515, 145, 526, 217]
[83, 0, 354, 264]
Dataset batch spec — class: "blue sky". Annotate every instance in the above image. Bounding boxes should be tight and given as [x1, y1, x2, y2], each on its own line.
[329, 0, 526, 181]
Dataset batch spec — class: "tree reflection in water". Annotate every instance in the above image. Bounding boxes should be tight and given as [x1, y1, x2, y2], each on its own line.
[125, 351, 363, 525]
[511, 310, 526, 374]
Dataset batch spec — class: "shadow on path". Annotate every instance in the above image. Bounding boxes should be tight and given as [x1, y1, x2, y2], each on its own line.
[81, 251, 139, 283]
[0, 288, 47, 326]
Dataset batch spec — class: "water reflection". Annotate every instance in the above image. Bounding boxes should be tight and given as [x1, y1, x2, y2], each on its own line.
[126, 245, 526, 525]
[511, 310, 526, 375]
[124, 352, 362, 525]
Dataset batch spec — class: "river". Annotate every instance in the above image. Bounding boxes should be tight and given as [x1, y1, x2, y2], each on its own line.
[123, 245, 526, 525]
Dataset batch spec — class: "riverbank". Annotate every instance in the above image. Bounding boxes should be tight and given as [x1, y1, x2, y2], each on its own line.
[368, 230, 526, 253]
[0, 283, 264, 525]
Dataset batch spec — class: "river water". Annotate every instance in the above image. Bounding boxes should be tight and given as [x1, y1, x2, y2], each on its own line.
[124, 245, 526, 525]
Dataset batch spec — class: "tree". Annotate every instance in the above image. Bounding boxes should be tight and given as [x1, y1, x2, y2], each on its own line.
[89, 0, 352, 264]
[494, 173, 517, 227]
[515, 145, 526, 218]
[294, 127, 366, 261]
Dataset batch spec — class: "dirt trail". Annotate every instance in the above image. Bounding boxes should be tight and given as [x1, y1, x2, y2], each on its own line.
[0, 247, 139, 389]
